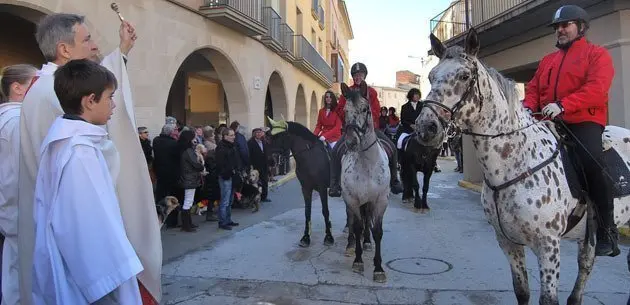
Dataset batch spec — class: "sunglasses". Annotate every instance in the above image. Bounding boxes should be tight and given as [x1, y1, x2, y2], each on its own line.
[553, 21, 576, 30]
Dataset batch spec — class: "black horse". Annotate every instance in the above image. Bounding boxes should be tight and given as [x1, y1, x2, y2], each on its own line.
[267, 117, 334, 247]
[399, 132, 441, 213]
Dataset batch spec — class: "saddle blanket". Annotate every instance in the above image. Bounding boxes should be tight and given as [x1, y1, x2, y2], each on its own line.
[398, 132, 411, 150]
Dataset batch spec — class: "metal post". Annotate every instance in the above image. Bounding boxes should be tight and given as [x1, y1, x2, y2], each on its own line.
[464, 0, 470, 29]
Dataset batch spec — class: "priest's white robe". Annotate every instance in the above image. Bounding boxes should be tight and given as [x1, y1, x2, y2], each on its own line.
[0, 102, 22, 305]
[17, 48, 162, 304]
[32, 116, 142, 305]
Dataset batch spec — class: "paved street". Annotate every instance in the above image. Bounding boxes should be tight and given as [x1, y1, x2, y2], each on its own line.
[160, 159, 630, 305]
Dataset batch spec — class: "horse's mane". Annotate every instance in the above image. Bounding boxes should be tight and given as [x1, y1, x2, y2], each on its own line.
[286, 121, 320, 143]
[481, 62, 520, 123]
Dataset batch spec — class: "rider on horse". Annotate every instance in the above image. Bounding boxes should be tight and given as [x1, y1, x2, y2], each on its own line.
[523, 4, 619, 257]
[328, 62, 404, 197]
[314, 90, 343, 149]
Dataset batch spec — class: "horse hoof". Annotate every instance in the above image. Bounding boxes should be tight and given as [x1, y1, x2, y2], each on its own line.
[324, 235, 335, 246]
[363, 243, 373, 251]
[299, 236, 311, 248]
[373, 271, 387, 283]
[345, 247, 355, 257]
[352, 262, 364, 273]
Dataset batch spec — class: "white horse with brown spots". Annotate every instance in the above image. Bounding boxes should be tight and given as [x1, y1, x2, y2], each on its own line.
[417, 28, 630, 305]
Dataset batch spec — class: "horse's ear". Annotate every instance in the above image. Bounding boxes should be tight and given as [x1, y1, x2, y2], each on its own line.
[465, 27, 480, 57]
[359, 81, 368, 99]
[341, 82, 350, 97]
[430, 33, 446, 59]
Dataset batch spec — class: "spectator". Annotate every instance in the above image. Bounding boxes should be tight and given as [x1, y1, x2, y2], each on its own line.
[152, 123, 181, 228]
[215, 128, 240, 230]
[248, 128, 271, 203]
[138, 126, 153, 165]
[230, 121, 250, 169]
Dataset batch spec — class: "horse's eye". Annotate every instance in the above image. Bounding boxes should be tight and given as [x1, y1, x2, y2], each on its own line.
[459, 73, 470, 81]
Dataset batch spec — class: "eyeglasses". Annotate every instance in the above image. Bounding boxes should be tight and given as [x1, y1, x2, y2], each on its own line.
[553, 21, 576, 30]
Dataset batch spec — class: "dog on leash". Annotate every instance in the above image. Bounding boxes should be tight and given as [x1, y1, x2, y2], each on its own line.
[156, 196, 179, 228]
[239, 167, 263, 213]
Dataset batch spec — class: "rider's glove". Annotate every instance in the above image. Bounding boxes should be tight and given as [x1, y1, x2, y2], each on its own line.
[542, 102, 564, 119]
[319, 136, 326, 142]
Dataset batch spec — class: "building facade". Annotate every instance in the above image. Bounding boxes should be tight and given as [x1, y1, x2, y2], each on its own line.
[429, 0, 630, 185]
[372, 85, 408, 113]
[0, 0, 354, 135]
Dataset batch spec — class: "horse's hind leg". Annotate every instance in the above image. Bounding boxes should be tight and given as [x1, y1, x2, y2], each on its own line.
[345, 205, 356, 257]
[496, 233, 530, 305]
[567, 240, 595, 305]
[299, 186, 312, 247]
[362, 204, 373, 251]
[352, 212, 364, 274]
[319, 187, 334, 246]
[372, 212, 386, 283]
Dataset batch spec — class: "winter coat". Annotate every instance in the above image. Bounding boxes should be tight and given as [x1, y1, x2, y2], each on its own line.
[179, 148, 204, 189]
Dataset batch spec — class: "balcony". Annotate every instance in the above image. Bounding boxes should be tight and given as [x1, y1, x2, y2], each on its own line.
[261, 7, 282, 52]
[293, 35, 334, 87]
[429, 0, 469, 42]
[318, 6, 325, 30]
[278, 23, 295, 61]
[200, 0, 266, 36]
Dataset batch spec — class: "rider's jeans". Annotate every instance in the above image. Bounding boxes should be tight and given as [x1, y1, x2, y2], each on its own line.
[218, 177, 234, 226]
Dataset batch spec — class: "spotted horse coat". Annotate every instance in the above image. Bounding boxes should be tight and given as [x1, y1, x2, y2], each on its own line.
[416, 28, 630, 305]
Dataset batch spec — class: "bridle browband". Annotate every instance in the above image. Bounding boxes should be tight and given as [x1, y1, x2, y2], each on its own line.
[344, 90, 378, 152]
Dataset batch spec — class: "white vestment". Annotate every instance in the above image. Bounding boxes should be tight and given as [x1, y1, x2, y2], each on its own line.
[18, 49, 162, 304]
[0, 102, 22, 305]
[32, 117, 142, 305]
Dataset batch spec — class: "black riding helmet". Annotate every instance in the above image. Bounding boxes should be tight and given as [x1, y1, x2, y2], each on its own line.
[549, 5, 590, 34]
[351, 62, 368, 77]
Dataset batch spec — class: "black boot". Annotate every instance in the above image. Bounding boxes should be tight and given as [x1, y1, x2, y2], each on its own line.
[180, 209, 197, 232]
[389, 149, 403, 194]
[329, 141, 343, 197]
[595, 209, 620, 257]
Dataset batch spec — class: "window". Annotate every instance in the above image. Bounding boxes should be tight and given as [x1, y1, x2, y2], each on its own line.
[311, 28, 316, 45]
[331, 53, 345, 83]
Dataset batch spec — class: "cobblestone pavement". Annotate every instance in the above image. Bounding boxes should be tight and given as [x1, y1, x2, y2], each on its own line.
[160, 160, 630, 305]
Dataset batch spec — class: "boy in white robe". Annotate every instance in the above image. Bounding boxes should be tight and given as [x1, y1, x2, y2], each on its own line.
[32, 59, 143, 305]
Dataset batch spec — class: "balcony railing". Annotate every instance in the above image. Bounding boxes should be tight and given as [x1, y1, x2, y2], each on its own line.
[429, 0, 469, 42]
[200, 0, 265, 36]
[279, 23, 295, 60]
[470, 0, 532, 27]
[318, 6, 325, 29]
[294, 35, 333, 86]
[311, 0, 319, 19]
[261, 6, 282, 51]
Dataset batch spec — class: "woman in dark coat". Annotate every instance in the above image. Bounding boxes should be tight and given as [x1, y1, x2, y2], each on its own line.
[178, 130, 204, 232]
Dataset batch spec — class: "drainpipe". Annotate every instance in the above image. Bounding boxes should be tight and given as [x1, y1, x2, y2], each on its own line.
[464, 0, 470, 29]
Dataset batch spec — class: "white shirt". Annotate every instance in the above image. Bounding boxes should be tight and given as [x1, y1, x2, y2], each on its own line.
[32, 117, 143, 305]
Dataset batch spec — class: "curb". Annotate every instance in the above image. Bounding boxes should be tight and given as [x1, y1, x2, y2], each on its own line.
[269, 172, 296, 189]
[458, 180, 482, 193]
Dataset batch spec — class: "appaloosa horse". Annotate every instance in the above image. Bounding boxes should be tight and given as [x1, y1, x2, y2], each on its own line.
[266, 118, 335, 248]
[398, 117, 444, 212]
[417, 28, 630, 305]
[339, 82, 390, 283]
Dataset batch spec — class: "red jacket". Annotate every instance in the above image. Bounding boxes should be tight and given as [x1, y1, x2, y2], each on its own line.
[523, 37, 614, 127]
[388, 114, 400, 126]
[336, 84, 382, 129]
[313, 108, 342, 142]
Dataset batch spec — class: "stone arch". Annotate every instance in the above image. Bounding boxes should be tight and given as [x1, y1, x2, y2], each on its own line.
[0, 2, 48, 67]
[295, 84, 307, 126]
[165, 47, 247, 127]
[309, 91, 319, 129]
[264, 70, 288, 126]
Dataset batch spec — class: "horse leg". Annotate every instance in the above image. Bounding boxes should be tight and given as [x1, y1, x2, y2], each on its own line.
[299, 186, 312, 247]
[372, 211, 386, 283]
[401, 157, 413, 203]
[345, 205, 356, 257]
[532, 237, 561, 305]
[567, 240, 595, 305]
[344, 207, 350, 233]
[419, 168, 432, 213]
[362, 204, 372, 251]
[496, 233, 530, 305]
[319, 187, 334, 246]
[352, 210, 364, 274]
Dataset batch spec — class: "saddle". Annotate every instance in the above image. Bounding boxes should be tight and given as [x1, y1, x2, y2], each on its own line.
[554, 123, 630, 237]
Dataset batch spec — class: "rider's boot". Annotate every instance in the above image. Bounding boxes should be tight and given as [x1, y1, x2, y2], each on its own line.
[596, 208, 620, 257]
[328, 142, 343, 197]
[389, 148, 403, 194]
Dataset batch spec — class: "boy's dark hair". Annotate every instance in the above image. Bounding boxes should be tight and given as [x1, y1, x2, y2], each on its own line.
[54, 59, 117, 115]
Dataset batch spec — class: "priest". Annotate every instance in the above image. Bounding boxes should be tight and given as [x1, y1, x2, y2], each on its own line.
[17, 13, 162, 304]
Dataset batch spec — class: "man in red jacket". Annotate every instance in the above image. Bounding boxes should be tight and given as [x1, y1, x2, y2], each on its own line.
[523, 5, 618, 257]
[328, 62, 403, 197]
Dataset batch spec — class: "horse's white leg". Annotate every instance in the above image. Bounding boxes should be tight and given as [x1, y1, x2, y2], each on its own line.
[496, 233, 530, 305]
[532, 237, 561, 305]
[567, 240, 595, 305]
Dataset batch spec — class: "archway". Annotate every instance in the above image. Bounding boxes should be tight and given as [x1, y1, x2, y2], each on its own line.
[0, 4, 46, 68]
[166, 48, 247, 128]
[264, 71, 288, 127]
[309, 91, 318, 129]
[295, 84, 307, 126]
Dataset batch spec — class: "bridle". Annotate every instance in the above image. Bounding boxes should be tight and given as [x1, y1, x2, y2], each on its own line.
[344, 91, 378, 152]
